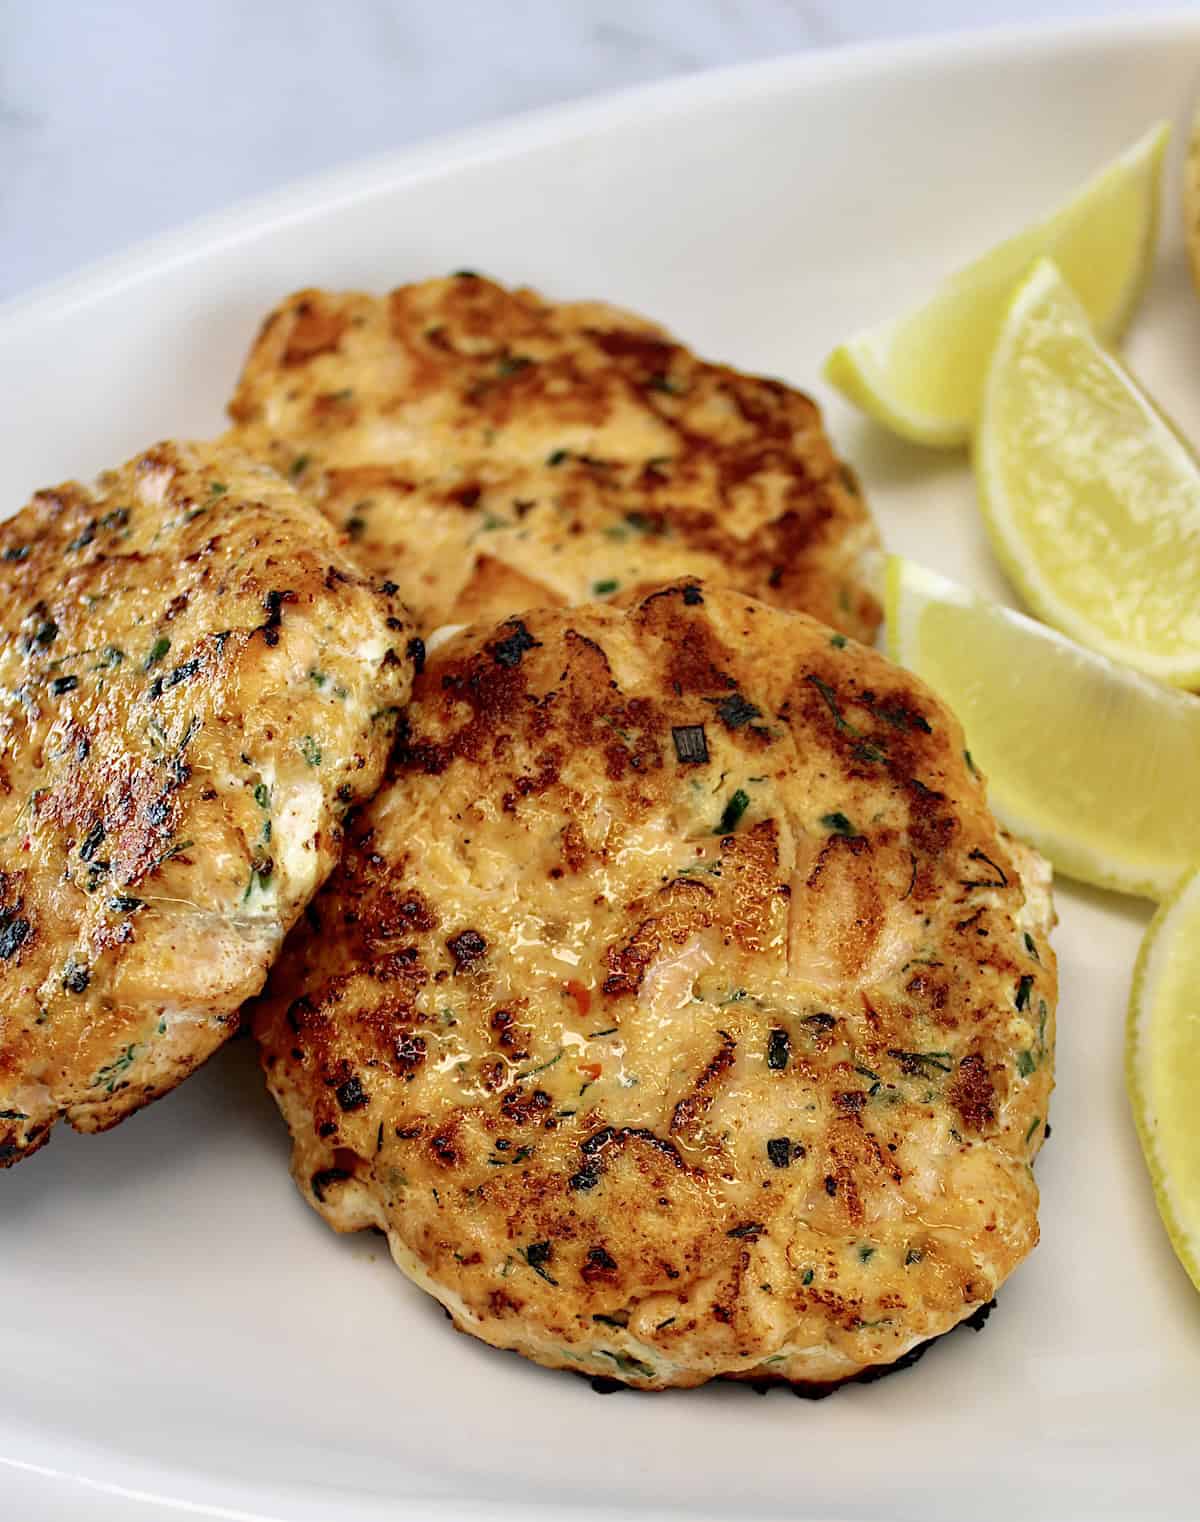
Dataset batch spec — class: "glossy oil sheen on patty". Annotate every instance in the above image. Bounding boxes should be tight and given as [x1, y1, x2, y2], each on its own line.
[227, 273, 882, 639]
[0, 441, 415, 1166]
[255, 583, 1055, 1390]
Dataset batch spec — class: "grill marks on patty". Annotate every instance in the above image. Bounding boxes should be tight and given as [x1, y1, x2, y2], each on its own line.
[0, 440, 416, 1165]
[225, 274, 883, 640]
[255, 583, 1056, 1391]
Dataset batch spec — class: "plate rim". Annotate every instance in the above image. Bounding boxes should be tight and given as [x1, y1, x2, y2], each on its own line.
[2, 7, 1198, 337]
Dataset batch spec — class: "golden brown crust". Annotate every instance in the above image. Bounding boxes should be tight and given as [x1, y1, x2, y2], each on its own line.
[254, 582, 1055, 1389]
[226, 274, 882, 639]
[0, 441, 415, 1165]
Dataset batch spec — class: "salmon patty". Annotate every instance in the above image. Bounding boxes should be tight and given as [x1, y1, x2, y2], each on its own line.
[0, 441, 415, 1166]
[227, 274, 882, 640]
[255, 583, 1055, 1390]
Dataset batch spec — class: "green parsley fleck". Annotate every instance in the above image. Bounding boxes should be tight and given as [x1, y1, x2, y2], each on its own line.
[144, 637, 170, 670]
[592, 579, 620, 596]
[889, 1049, 952, 1077]
[766, 1027, 790, 1071]
[147, 837, 194, 874]
[596, 1349, 655, 1380]
[242, 857, 274, 901]
[806, 674, 853, 732]
[94, 1044, 138, 1093]
[715, 788, 750, 834]
[62, 957, 90, 993]
[520, 1240, 558, 1285]
[766, 1137, 792, 1168]
[299, 736, 322, 767]
[516, 1048, 564, 1081]
[678, 859, 722, 878]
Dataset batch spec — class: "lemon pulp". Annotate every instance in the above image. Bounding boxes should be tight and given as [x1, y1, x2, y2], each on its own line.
[976, 257, 1200, 687]
[886, 556, 1200, 900]
[824, 123, 1167, 447]
[1127, 870, 1200, 1293]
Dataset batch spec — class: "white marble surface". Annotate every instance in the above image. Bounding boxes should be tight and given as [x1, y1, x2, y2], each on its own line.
[0, 0, 1161, 302]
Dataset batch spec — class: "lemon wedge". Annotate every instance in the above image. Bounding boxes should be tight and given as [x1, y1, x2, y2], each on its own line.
[976, 257, 1200, 687]
[1128, 869, 1200, 1293]
[824, 122, 1168, 447]
[885, 556, 1200, 900]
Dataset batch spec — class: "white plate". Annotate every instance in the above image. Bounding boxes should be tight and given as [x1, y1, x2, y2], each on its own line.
[4, 14, 1200, 1521]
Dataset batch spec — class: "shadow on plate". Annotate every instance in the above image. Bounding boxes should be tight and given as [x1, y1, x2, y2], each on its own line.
[838, 415, 965, 498]
[0, 1032, 285, 1224]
